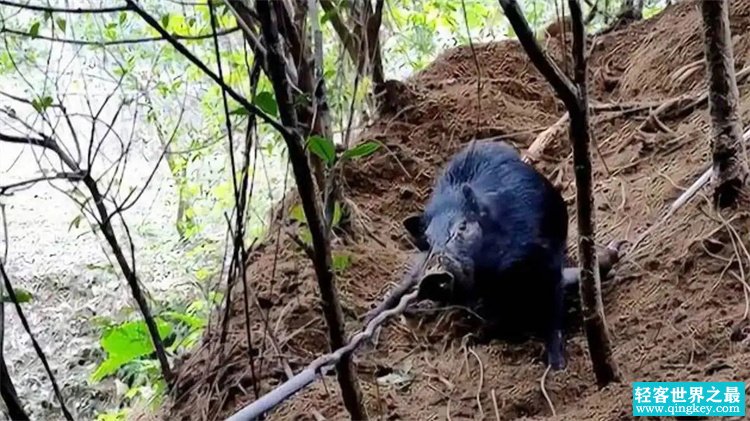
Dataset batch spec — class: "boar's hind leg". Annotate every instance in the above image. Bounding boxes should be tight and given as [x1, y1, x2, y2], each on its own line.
[546, 270, 567, 371]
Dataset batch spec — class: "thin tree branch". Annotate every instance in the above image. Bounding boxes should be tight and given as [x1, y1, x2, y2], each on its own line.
[255, 0, 365, 418]
[497, 0, 579, 111]
[207, 4, 259, 397]
[0, 355, 29, 421]
[1, 26, 241, 46]
[367, 0, 386, 88]
[0, 261, 73, 420]
[0, 172, 84, 196]
[0, 129, 173, 385]
[82, 175, 174, 385]
[318, 0, 359, 64]
[0, 131, 80, 171]
[567, 0, 622, 386]
[0, 1, 128, 13]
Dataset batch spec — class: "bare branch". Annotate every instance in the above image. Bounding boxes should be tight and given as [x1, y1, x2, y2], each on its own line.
[700, 0, 748, 207]
[0, 261, 74, 420]
[0, 121, 173, 386]
[0, 172, 84, 196]
[566, 0, 621, 386]
[82, 175, 174, 385]
[0, 131, 80, 171]
[1, 355, 29, 420]
[1, 26, 241, 46]
[255, 0, 365, 417]
[497, 0, 579, 111]
[0, 1, 128, 13]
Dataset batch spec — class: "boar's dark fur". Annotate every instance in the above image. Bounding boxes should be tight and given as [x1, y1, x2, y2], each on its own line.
[403, 140, 570, 369]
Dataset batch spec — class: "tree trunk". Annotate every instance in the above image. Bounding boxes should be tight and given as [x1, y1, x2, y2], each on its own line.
[255, 1, 366, 418]
[701, 0, 748, 208]
[497, 0, 622, 387]
[568, 0, 622, 388]
[292, 0, 328, 193]
[1, 356, 29, 421]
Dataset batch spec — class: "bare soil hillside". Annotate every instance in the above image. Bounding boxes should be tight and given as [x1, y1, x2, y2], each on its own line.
[163, 0, 750, 419]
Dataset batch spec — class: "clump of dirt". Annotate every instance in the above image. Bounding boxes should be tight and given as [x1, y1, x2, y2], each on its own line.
[163, 0, 750, 419]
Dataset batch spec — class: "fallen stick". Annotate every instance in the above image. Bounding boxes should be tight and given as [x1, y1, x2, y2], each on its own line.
[524, 113, 570, 164]
[524, 65, 750, 163]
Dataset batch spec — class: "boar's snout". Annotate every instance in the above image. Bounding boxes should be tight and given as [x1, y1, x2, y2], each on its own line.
[416, 251, 469, 303]
[419, 270, 454, 302]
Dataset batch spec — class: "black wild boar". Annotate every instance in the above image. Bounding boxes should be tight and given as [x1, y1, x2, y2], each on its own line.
[402, 139, 570, 369]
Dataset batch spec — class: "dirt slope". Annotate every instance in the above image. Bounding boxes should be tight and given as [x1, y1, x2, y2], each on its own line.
[164, 0, 750, 419]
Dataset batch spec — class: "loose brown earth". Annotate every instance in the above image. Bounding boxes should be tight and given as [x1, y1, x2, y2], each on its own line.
[162, 1, 750, 420]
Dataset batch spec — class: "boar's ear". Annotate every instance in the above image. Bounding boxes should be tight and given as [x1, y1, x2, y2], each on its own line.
[403, 213, 429, 251]
[461, 183, 488, 219]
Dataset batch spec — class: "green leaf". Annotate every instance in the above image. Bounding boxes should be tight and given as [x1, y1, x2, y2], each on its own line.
[161, 311, 206, 331]
[29, 22, 40, 38]
[254, 91, 278, 117]
[307, 135, 336, 167]
[299, 227, 312, 247]
[68, 215, 82, 231]
[229, 107, 248, 116]
[332, 252, 352, 273]
[43, 11, 52, 22]
[119, 12, 127, 25]
[321, 11, 332, 25]
[2, 288, 33, 304]
[331, 201, 343, 227]
[55, 18, 66, 32]
[195, 267, 212, 281]
[289, 204, 306, 224]
[230, 92, 278, 117]
[341, 141, 381, 161]
[161, 14, 170, 29]
[31, 96, 53, 113]
[90, 319, 172, 382]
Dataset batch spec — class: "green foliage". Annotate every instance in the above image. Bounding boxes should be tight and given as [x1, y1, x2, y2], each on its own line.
[290, 203, 306, 224]
[332, 252, 352, 273]
[331, 201, 343, 228]
[340, 141, 381, 162]
[69, 215, 83, 231]
[29, 21, 40, 37]
[255, 91, 279, 117]
[31, 95, 53, 113]
[1, 288, 33, 304]
[307, 135, 336, 167]
[95, 408, 128, 421]
[91, 319, 173, 382]
[290, 201, 343, 228]
[55, 18, 67, 32]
